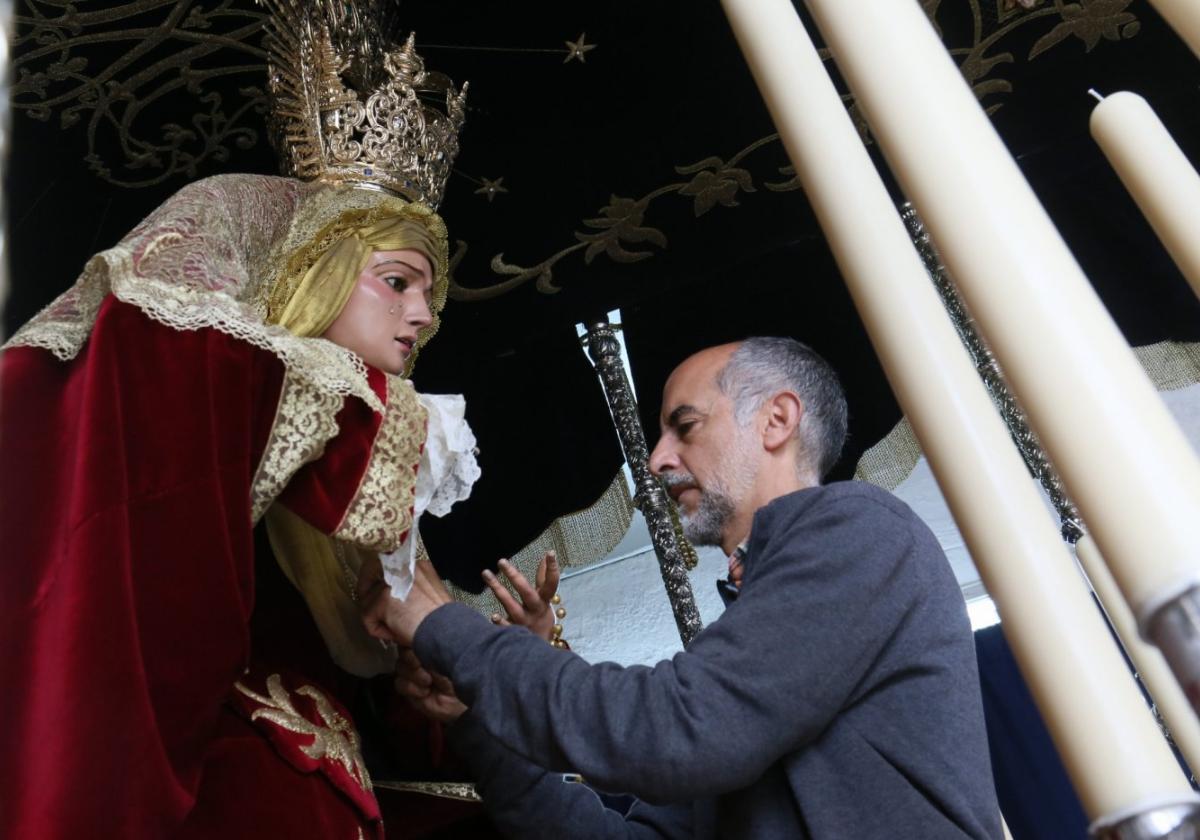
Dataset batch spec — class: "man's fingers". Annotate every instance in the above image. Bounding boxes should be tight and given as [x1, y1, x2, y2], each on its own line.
[413, 556, 453, 604]
[356, 554, 386, 603]
[536, 551, 560, 604]
[497, 559, 541, 608]
[361, 588, 396, 641]
[401, 665, 433, 689]
[430, 672, 456, 695]
[395, 676, 431, 700]
[483, 567, 526, 620]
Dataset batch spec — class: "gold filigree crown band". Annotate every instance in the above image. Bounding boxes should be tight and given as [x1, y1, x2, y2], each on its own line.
[258, 0, 467, 208]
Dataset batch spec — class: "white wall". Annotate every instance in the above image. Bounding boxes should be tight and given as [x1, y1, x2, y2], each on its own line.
[558, 511, 729, 667]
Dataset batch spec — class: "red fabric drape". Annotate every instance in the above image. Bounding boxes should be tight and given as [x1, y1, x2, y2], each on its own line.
[0, 299, 383, 839]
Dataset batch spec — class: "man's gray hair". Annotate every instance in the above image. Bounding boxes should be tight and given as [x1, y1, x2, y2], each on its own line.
[715, 337, 848, 480]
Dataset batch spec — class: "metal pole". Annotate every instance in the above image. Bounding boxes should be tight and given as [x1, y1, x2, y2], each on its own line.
[900, 204, 1084, 542]
[584, 316, 703, 646]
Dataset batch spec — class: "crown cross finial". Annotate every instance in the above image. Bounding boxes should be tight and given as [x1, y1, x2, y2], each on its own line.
[259, 1, 466, 208]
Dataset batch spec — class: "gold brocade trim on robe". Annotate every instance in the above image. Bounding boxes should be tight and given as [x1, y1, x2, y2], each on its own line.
[250, 370, 345, 523]
[234, 673, 373, 793]
[333, 376, 426, 553]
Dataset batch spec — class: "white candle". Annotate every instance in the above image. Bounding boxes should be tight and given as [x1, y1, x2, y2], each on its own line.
[1146, 0, 1200, 62]
[720, 0, 1197, 824]
[1090, 90, 1200, 302]
[1075, 534, 1200, 777]
[803, 0, 1200, 673]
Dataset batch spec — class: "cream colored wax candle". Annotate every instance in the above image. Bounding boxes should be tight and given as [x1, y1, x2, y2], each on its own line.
[1090, 90, 1200, 301]
[1146, 0, 1200, 61]
[802, 0, 1200, 693]
[721, 0, 1197, 827]
[1075, 534, 1200, 778]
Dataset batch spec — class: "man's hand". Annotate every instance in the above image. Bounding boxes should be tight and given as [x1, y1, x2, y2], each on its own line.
[362, 556, 453, 647]
[483, 551, 560, 642]
[394, 648, 466, 724]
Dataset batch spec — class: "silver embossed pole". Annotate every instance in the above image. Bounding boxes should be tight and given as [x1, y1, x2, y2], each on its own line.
[585, 317, 703, 646]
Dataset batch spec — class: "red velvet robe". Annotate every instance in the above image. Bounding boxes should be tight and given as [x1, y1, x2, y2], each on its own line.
[0, 298, 443, 838]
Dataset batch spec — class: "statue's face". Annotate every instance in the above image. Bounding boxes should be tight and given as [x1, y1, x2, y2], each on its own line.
[322, 248, 434, 375]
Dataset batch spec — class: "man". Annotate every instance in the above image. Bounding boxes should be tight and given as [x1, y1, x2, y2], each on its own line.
[368, 337, 1003, 839]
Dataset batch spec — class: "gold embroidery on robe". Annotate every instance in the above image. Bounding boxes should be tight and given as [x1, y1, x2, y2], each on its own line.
[234, 674, 373, 792]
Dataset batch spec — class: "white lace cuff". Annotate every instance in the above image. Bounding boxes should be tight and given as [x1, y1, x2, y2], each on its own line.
[380, 392, 481, 598]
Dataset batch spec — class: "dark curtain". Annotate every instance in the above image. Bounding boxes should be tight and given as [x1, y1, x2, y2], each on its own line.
[975, 624, 1089, 840]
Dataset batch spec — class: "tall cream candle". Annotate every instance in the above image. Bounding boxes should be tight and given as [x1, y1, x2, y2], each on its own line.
[1090, 91, 1200, 301]
[1075, 534, 1200, 777]
[1146, 0, 1200, 62]
[803, 0, 1200, 671]
[720, 0, 1197, 825]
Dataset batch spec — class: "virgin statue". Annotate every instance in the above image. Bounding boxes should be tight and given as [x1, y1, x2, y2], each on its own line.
[0, 3, 492, 837]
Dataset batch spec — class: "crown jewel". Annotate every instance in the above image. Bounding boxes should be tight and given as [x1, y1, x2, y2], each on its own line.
[259, 1, 467, 208]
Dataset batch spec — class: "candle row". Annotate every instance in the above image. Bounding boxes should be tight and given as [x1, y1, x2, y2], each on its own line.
[721, 0, 1200, 833]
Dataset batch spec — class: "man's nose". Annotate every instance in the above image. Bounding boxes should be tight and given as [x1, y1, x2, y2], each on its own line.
[648, 437, 678, 476]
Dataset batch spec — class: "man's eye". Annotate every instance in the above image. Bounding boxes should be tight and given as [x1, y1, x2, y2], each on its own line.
[677, 421, 696, 437]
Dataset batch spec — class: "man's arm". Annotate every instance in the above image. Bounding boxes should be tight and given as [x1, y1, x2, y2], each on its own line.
[392, 592, 694, 840]
[448, 714, 694, 840]
[402, 493, 921, 803]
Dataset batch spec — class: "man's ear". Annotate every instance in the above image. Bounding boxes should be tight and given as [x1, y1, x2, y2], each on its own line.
[762, 391, 804, 452]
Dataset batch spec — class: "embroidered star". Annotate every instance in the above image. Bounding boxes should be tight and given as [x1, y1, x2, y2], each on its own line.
[474, 176, 508, 202]
[563, 33, 597, 64]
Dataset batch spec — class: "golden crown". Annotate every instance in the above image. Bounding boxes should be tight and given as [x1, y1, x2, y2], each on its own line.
[258, 0, 467, 208]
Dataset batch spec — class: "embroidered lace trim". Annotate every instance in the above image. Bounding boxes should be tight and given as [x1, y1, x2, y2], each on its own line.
[0, 174, 453, 413]
[334, 376, 427, 552]
[250, 370, 345, 523]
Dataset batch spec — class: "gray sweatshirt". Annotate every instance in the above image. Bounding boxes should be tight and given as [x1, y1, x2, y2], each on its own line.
[417, 481, 1003, 839]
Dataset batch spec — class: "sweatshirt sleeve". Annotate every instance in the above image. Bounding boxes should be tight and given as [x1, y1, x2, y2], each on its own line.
[414, 491, 922, 803]
[447, 715, 692, 839]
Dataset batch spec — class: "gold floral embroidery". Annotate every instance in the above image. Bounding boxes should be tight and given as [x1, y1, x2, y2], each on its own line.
[250, 370, 345, 523]
[235, 674, 373, 792]
[334, 376, 426, 553]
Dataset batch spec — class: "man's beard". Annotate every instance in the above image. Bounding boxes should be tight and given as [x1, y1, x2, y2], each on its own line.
[661, 445, 756, 548]
[678, 480, 736, 547]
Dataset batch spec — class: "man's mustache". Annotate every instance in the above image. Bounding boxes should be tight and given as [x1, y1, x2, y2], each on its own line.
[660, 472, 701, 504]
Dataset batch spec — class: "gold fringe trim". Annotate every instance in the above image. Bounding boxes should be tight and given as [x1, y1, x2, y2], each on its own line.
[854, 339, 1200, 491]
[445, 470, 635, 616]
